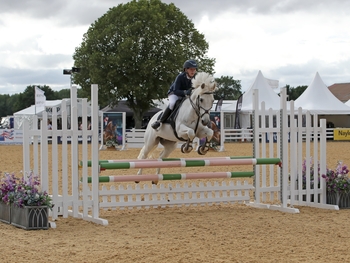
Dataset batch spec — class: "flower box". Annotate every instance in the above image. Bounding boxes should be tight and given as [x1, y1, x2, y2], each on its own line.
[326, 192, 350, 209]
[0, 201, 11, 224]
[10, 205, 49, 230]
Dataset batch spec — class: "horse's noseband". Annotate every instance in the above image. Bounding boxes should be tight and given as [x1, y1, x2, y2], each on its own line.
[189, 92, 213, 132]
[189, 92, 213, 118]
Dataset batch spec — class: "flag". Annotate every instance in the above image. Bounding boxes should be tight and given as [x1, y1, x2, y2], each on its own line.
[265, 78, 279, 89]
[215, 98, 224, 112]
[35, 86, 46, 110]
[1, 130, 14, 140]
[234, 94, 243, 129]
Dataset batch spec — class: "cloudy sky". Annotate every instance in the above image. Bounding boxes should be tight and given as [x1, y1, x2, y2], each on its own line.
[0, 0, 349, 95]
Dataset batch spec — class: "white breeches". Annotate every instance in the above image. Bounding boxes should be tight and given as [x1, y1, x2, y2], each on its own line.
[168, 94, 181, 110]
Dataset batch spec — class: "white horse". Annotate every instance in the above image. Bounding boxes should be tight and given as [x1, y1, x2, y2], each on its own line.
[137, 72, 217, 183]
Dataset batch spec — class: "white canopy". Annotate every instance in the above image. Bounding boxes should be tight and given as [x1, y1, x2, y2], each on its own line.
[14, 98, 92, 129]
[294, 72, 350, 114]
[241, 70, 280, 112]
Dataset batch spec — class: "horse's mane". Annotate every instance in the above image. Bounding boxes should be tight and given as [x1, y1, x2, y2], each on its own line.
[191, 72, 217, 93]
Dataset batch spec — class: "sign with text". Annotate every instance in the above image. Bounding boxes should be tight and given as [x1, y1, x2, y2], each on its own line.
[334, 128, 350, 140]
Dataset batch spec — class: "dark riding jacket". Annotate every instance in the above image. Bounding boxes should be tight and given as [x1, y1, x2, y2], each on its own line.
[167, 72, 194, 97]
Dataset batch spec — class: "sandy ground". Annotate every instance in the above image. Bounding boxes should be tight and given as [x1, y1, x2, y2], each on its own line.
[1, 142, 350, 263]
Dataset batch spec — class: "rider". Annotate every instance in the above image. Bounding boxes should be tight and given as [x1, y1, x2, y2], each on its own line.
[151, 59, 198, 129]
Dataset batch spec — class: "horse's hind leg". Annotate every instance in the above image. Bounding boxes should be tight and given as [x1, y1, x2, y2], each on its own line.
[151, 140, 177, 184]
[136, 136, 159, 183]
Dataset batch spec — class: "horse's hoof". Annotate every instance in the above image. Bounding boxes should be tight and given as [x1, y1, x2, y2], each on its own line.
[197, 146, 208, 155]
[181, 143, 187, 153]
[181, 143, 193, 153]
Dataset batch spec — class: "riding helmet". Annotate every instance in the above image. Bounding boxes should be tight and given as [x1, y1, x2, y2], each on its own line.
[183, 59, 198, 70]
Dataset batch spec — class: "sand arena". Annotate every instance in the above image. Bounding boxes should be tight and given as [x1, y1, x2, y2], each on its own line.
[0, 142, 350, 263]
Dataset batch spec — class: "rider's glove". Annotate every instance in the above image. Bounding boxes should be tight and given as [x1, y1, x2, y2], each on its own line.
[185, 89, 192, 96]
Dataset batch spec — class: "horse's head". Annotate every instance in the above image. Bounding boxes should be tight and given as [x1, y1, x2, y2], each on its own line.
[190, 72, 217, 126]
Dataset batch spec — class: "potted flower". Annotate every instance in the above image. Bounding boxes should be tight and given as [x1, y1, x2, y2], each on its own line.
[322, 161, 350, 208]
[6, 172, 53, 230]
[0, 173, 16, 224]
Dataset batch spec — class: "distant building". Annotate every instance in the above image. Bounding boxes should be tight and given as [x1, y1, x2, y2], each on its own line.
[328, 83, 350, 103]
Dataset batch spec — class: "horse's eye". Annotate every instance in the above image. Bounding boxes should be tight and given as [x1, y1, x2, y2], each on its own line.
[200, 98, 203, 103]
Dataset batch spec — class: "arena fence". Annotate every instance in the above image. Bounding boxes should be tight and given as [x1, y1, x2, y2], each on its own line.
[22, 86, 338, 227]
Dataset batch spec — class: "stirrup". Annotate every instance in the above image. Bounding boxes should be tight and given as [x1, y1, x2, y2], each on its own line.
[151, 121, 161, 129]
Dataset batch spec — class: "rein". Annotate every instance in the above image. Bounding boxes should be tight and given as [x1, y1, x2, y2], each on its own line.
[189, 92, 214, 133]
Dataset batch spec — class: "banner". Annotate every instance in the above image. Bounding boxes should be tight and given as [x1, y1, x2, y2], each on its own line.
[0, 129, 23, 144]
[334, 128, 350, 140]
[234, 94, 243, 129]
[35, 86, 46, 110]
[102, 112, 124, 148]
[215, 98, 224, 112]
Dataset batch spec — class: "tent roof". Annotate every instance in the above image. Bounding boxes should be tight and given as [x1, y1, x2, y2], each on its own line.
[13, 99, 92, 117]
[240, 70, 280, 112]
[102, 101, 162, 117]
[14, 99, 66, 116]
[294, 72, 350, 114]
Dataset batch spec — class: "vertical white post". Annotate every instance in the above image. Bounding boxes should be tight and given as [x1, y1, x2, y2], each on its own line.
[91, 84, 107, 224]
[70, 85, 79, 217]
[289, 100, 296, 206]
[320, 119, 327, 204]
[253, 89, 260, 203]
[22, 120, 30, 177]
[219, 110, 224, 152]
[280, 88, 289, 208]
[41, 112, 49, 193]
[81, 98, 89, 218]
[51, 107, 59, 218]
[61, 100, 69, 218]
[121, 112, 127, 150]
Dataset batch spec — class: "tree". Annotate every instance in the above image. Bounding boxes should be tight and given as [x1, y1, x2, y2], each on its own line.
[214, 76, 242, 100]
[286, 85, 308, 101]
[72, 0, 215, 128]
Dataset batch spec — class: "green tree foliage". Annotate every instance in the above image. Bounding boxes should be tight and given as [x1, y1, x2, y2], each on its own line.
[0, 94, 11, 117]
[214, 76, 242, 100]
[72, 0, 215, 128]
[11, 85, 57, 113]
[286, 85, 308, 101]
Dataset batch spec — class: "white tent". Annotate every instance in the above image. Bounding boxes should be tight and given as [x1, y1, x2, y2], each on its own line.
[294, 72, 350, 128]
[240, 70, 280, 112]
[14, 99, 92, 129]
[294, 72, 350, 114]
[14, 100, 63, 129]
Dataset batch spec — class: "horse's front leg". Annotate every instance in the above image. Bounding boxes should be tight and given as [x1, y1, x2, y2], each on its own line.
[178, 124, 196, 153]
[197, 127, 214, 155]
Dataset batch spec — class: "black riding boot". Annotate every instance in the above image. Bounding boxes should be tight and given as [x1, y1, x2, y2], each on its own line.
[151, 107, 172, 129]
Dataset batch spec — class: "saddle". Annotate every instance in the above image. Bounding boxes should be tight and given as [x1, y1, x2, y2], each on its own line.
[156, 97, 187, 141]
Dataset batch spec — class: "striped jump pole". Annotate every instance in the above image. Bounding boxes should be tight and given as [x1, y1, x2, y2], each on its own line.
[81, 156, 254, 167]
[97, 158, 281, 170]
[84, 171, 255, 183]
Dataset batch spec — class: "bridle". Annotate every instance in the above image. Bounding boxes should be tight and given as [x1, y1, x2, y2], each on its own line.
[189, 91, 214, 133]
